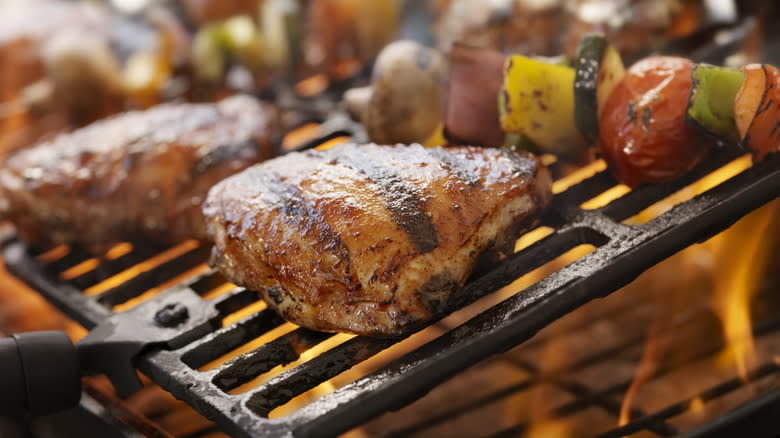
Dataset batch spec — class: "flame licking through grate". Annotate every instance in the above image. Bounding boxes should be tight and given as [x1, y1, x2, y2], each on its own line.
[617, 157, 780, 427]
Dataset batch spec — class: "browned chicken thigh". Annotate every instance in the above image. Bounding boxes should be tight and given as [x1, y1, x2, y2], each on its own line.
[0, 94, 278, 248]
[203, 143, 552, 337]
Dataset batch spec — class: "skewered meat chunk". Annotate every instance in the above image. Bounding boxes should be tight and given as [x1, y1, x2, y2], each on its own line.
[0, 95, 278, 248]
[203, 144, 552, 337]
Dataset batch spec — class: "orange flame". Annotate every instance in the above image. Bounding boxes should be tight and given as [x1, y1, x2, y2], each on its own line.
[619, 322, 667, 425]
[525, 335, 571, 438]
[710, 202, 777, 380]
[294, 74, 329, 97]
[617, 156, 767, 425]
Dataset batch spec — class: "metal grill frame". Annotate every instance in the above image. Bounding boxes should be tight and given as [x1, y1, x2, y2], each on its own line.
[3, 145, 780, 438]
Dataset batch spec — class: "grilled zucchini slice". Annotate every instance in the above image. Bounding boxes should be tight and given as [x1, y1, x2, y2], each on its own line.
[573, 34, 626, 146]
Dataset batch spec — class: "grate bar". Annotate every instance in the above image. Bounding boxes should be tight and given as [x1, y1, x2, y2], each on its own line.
[180, 309, 288, 370]
[593, 362, 780, 438]
[599, 150, 742, 222]
[380, 375, 536, 438]
[68, 244, 166, 290]
[212, 328, 335, 392]
[97, 245, 211, 307]
[245, 336, 396, 416]
[581, 312, 780, 438]
[209, 288, 260, 316]
[187, 270, 230, 296]
[678, 385, 780, 438]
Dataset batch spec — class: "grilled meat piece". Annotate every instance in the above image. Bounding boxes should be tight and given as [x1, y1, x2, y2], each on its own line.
[0, 95, 278, 248]
[204, 144, 552, 337]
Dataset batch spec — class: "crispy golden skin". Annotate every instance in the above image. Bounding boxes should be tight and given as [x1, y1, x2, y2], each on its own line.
[0, 95, 278, 247]
[203, 144, 552, 337]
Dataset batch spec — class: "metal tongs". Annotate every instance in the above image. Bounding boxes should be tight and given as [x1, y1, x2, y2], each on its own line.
[0, 286, 222, 417]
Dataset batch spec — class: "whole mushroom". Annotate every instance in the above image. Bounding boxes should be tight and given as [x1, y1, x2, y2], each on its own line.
[343, 40, 447, 145]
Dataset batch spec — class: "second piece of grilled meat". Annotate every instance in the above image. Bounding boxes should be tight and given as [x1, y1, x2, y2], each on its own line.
[0, 94, 278, 248]
[203, 143, 552, 337]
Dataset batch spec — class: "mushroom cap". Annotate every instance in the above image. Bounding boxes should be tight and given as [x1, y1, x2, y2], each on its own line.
[364, 40, 447, 144]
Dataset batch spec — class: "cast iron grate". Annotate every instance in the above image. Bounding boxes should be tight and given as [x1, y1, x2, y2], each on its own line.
[3, 134, 780, 437]
[358, 257, 780, 438]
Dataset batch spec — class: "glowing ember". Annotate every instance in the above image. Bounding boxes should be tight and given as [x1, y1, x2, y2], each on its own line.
[626, 155, 752, 225]
[220, 299, 267, 328]
[282, 123, 321, 151]
[315, 135, 350, 151]
[579, 184, 631, 210]
[504, 244, 597, 295]
[36, 244, 70, 263]
[540, 154, 558, 166]
[201, 282, 241, 301]
[524, 335, 573, 435]
[514, 226, 554, 252]
[105, 242, 133, 260]
[331, 57, 362, 80]
[294, 74, 329, 96]
[200, 320, 297, 372]
[113, 262, 211, 312]
[60, 257, 100, 280]
[552, 159, 607, 194]
[84, 239, 201, 296]
[0, 257, 86, 341]
[524, 418, 569, 438]
[689, 396, 706, 417]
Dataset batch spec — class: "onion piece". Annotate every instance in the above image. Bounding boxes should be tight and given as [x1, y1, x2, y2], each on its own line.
[444, 44, 506, 147]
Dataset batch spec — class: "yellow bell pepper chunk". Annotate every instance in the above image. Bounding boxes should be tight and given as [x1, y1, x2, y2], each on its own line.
[499, 55, 587, 162]
[421, 123, 447, 148]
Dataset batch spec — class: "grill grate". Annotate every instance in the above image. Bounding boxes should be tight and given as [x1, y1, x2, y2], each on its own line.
[3, 134, 780, 437]
[356, 255, 780, 438]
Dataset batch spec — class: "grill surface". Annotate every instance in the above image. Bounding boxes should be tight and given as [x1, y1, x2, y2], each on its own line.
[2, 133, 780, 437]
[356, 233, 780, 438]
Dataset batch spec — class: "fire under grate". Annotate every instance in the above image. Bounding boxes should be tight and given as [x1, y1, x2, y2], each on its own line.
[3, 128, 780, 437]
[358, 238, 780, 438]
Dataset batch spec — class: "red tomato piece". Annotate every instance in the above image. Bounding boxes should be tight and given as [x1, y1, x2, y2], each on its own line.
[599, 56, 713, 187]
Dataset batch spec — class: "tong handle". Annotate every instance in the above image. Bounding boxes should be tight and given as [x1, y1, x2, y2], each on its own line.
[0, 331, 81, 416]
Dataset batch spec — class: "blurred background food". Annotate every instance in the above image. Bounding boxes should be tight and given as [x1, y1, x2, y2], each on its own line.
[2, 0, 778, 158]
